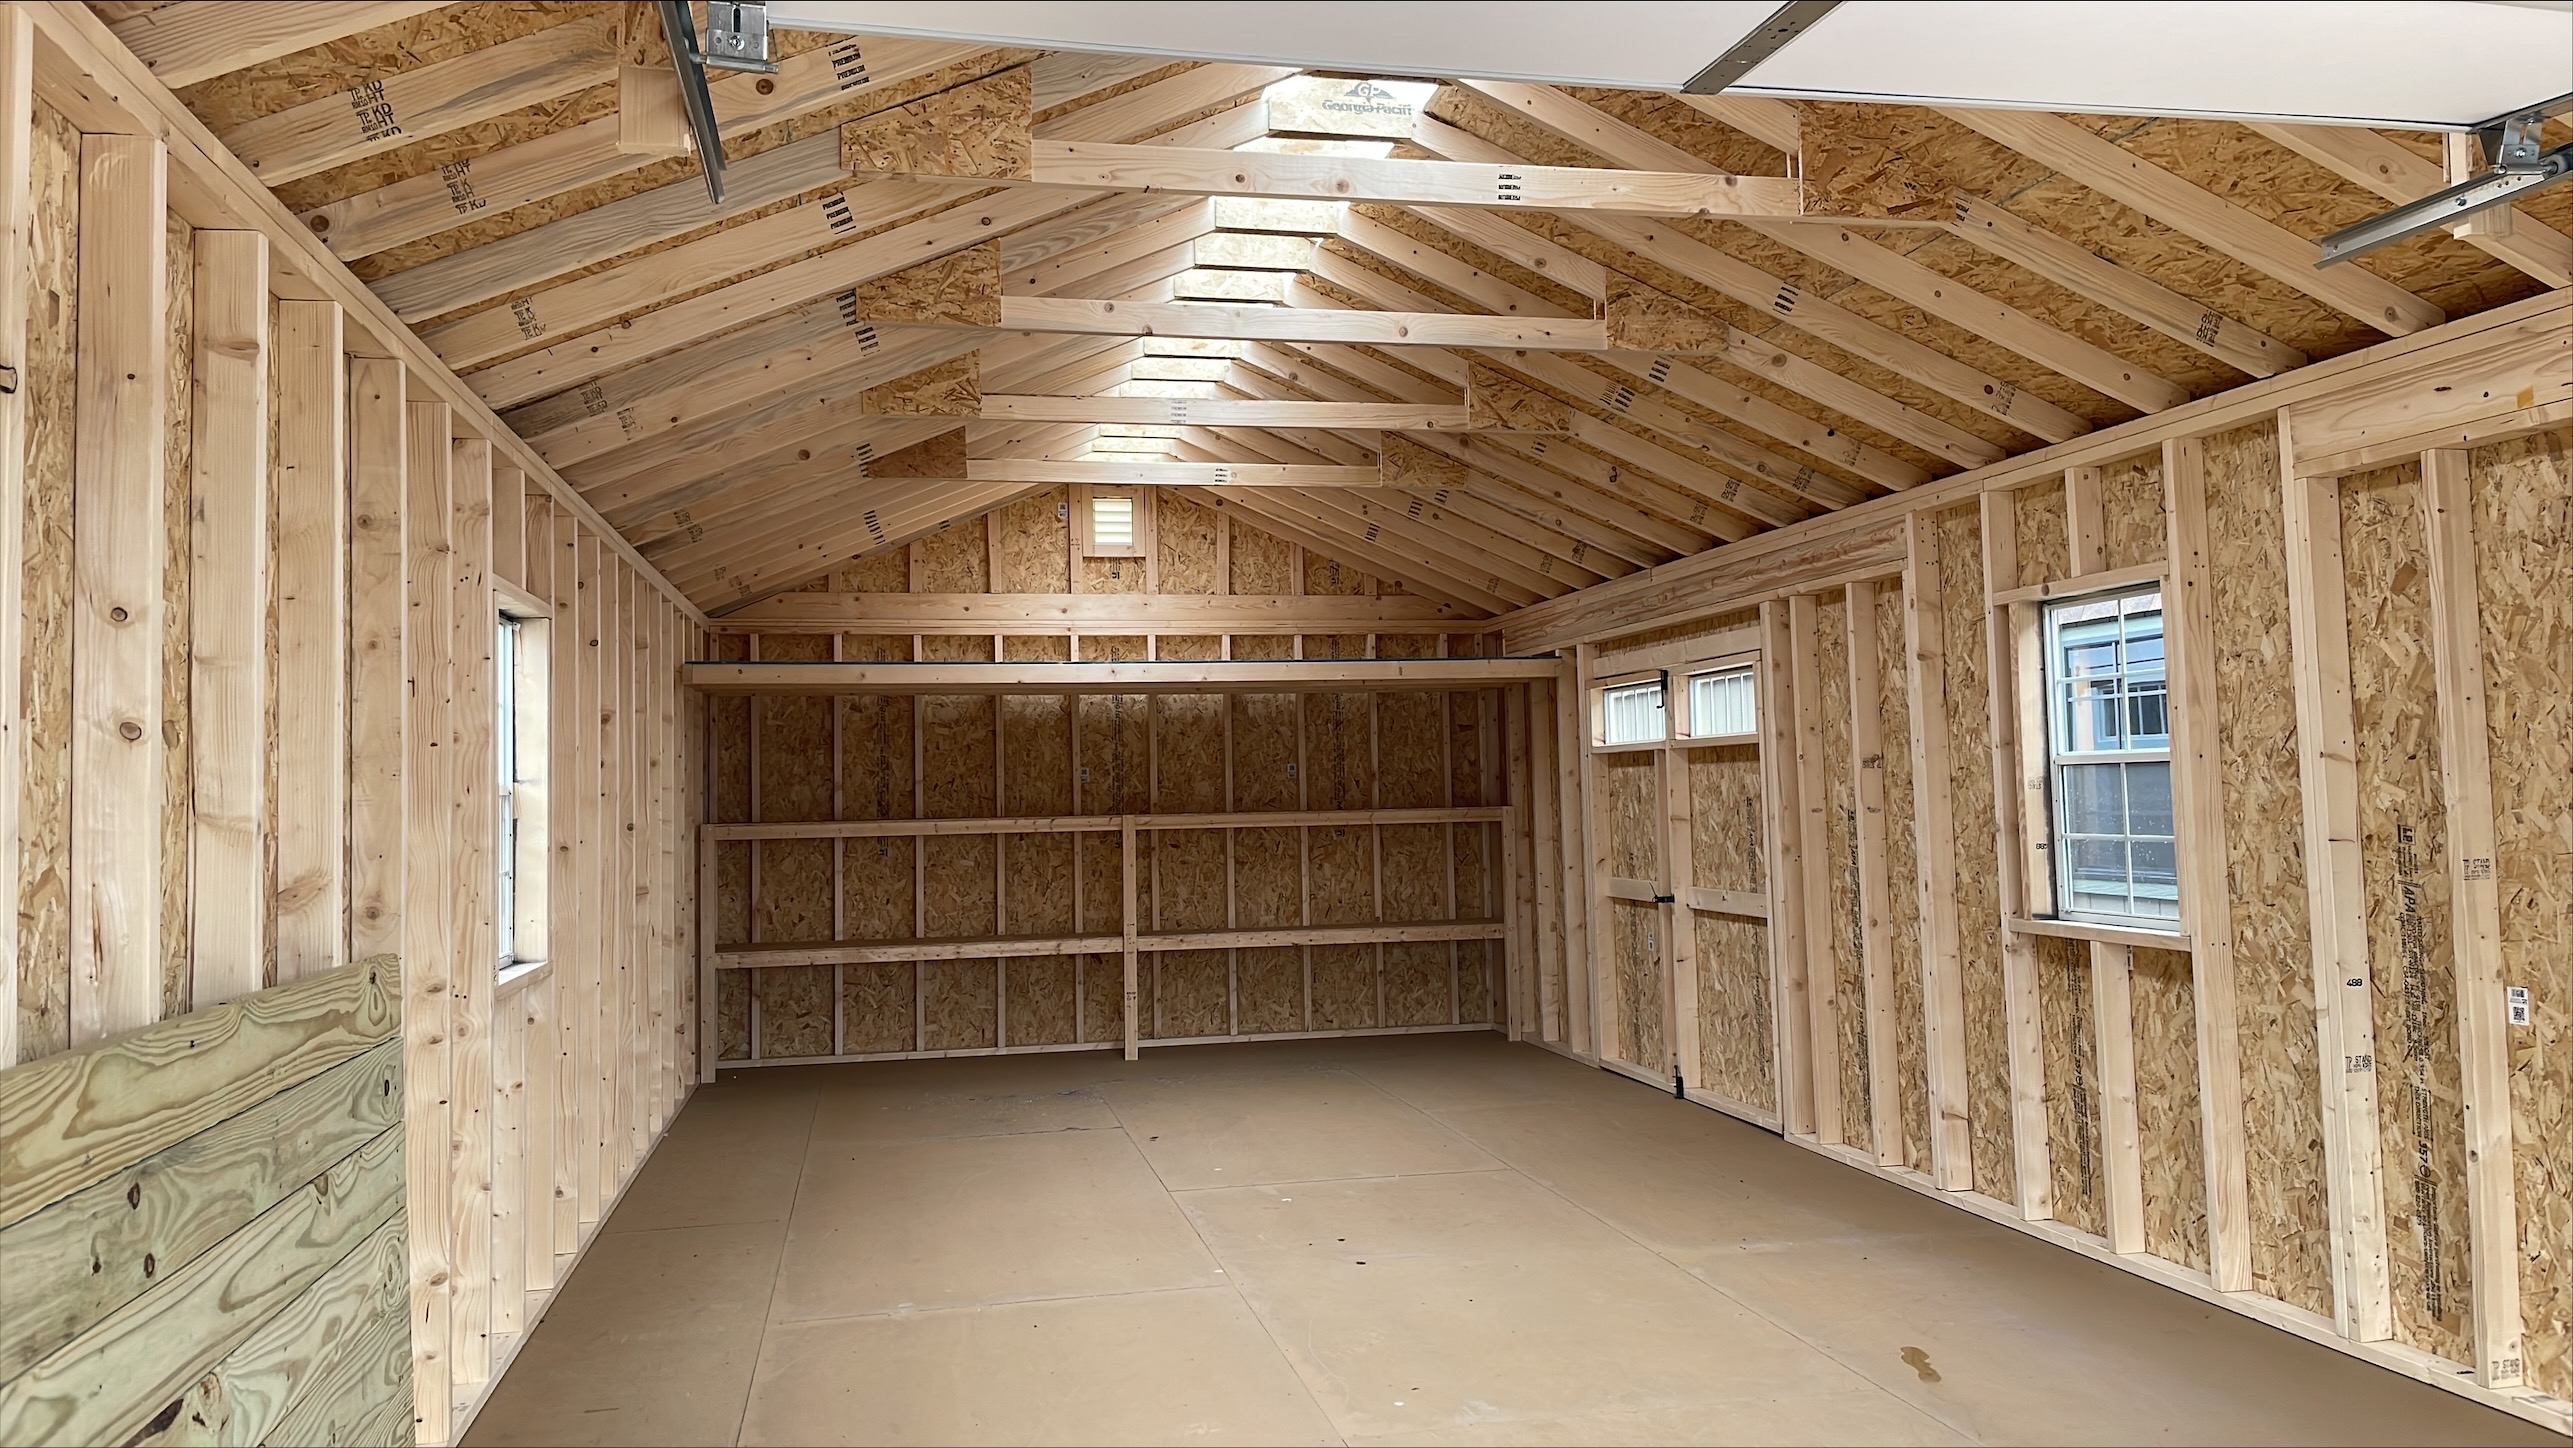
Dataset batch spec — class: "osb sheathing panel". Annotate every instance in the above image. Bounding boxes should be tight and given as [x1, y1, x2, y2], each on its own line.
[1383, 825, 1447, 920]
[863, 353, 981, 417]
[852, 242, 1002, 327]
[841, 965, 913, 1054]
[1231, 694, 1298, 810]
[1078, 688, 1146, 812]
[2012, 478, 2070, 588]
[2470, 428, 2573, 1398]
[1935, 505, 2013, 1201]
[843, 66, 1033, 180]
[711, 634, 751, 1060]
[160, 215, 195, 1019]
[1385, 943, 1451, 1027]
[1875, 583, 1931, 1172]
[2036, 935, 2106, 1239]
[1610, 900, 1664, 1072]
[177, 4, 605, 132]
[1816, 593, 1870, 1154]
[1228, 519, 1296, 593]
[1157, 496, 1221, 594]
[16, 103, 76, 1062]
[995, 489, 1070, 591]
[1237, 947, 1304, 1034]
[2098, 453, 2168, 571]
[1156, 950, 1229, 1037]
[1687, 746, 1761, 894]
[1378, 692, 1445, 809]
[1690, 911, 1772, 1110]
[2343, 462, 2473, 1359]
[1006, 959, 1080, 1045]
[2204, 420, 2330, 1311]
[1457, 941, 1493, 1026]
[1232, 827, 1300, 926]
[1310, 945, 1377, 1031]
[753, 634, 832, 1058]
[2133, 945, 2210, 1270]
[1601, 754, 1658, 881]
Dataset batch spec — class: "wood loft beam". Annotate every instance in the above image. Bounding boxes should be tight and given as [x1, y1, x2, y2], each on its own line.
[19, 1, 706, 622]
[1946, 191, 2308, 378]
[2246, 122, 2572, 292]
[989, 294, 1610, 351]
[965, 457, 1378, 486]
[684, 657, 1559, 694]
[1383, 202, 2005, 471]
[1018, 139, 1804, 216]
[1453, 83, 2192, 415]
[1938, 107, 2445, 336]
[712, 592, 1488, 633]
[401, 65, 1280, 338]
[218, 13, 616, 185]
[981, 393, 1468, 428]
[108, 1, 449, 90]
[303, 35, 998, 260]
[1409, 113, 2091, 444]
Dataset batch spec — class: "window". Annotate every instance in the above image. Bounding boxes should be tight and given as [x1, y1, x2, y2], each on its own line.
[1684, 663, 1757, 738]
[496, 616, 523, 971]
[496, 599, 550, 979]
[1598, 677, 1667, 746]
[2043, 588, 2176, 924]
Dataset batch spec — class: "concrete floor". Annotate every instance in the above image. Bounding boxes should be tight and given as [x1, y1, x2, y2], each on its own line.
[464, 1033, 2564, 1447]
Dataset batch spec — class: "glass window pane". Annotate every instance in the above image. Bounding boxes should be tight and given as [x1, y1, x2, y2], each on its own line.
[2125, 761, 2174, 837]
[2060, 763, 2127, 836]
[1687, 666, 1754, 736]
[2129, 839, 2181, 919]
[1601, 680, 1666, 744]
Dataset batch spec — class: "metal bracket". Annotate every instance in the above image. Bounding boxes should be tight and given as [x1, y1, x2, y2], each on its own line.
[701, 2, 777, 75]
[2476, 90, 2572, 172]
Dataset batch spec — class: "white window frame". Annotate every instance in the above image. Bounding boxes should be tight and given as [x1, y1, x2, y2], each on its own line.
[1591, 669, 1668, 748]
[1677, 652, 1760, 743]
[496, 582, 551, 982]
[2039, 584, 2177, 928]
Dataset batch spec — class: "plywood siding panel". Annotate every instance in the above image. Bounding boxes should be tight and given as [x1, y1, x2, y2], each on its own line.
[1610, 900, 1664, 1072]
[1694, 911, 1774, 1112]
[2013, 478, 2071, 588]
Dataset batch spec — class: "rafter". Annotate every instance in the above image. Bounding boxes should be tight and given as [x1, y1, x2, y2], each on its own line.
[2247, 123, 2572, 292]
[1947, 190, 2308, 377]
[1453, 83, 2192, 414]
[1409, 113, 2089, 444]
[965, 458, 1377, 486]
[302, 36, 996, 259]
[219, 13, 616, 184]
[110, 1, 451, 90]
[1940, 107, 2445, 336]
